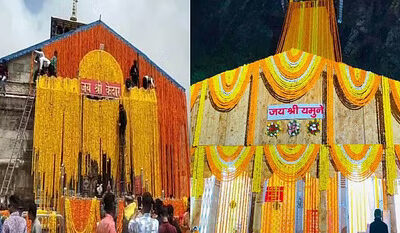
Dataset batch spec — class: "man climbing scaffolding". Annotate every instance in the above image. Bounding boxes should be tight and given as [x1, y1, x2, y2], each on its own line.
[119, 103, 127, 145]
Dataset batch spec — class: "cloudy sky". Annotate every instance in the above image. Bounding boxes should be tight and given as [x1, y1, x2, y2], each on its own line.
[0, 0, 190, 92]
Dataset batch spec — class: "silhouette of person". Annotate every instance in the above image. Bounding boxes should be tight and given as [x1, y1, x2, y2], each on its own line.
[370, 209, 388, 233]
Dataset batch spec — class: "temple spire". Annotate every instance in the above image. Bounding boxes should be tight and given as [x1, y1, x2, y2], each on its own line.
[70, 0, 78, 21]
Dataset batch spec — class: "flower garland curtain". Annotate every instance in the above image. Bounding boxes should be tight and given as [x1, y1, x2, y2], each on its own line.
[395, 145, 400, 167]
[389, 79, 400, 114]
[33, 77, 78, 208]
[190, 81, 202, 109]
[276, 0, 341, 61]
[163, 199, 186, 217]
[334, 62, 381, 107]
[303, 174, 320, 233]
[205, 146, 255, 181]
[116, 200, 124, 233]
[382, 77, 396, 195]
[327, 174, 338, 233]
[252, 146, 263, 193]
[208, 64, 252, 111]
[198, 176, 219, 233]
[193, 80, 208, 147]
[43, 24, 190, 198]
[260, 49, 325, 101]
[260, 174, 296, 233]
[124, 88, 161, 197]
[192, 146, 205, 198]
[264, 144, 320, 181]
[245, 61, 261, 145]
[319, 145, 329, 191]
[65, 198, 101, 233]
[215, 174, 252, 233]
[329, 144, 383, 182]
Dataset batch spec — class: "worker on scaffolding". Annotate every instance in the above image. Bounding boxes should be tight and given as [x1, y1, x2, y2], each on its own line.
[33, 49, 51, 83]
[119, 103, 127, 145]
[0, 62, 8, 96]
[142, 75, 155, 89]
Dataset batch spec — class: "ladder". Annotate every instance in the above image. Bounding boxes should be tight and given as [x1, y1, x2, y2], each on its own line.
[0, 88, 36, 196]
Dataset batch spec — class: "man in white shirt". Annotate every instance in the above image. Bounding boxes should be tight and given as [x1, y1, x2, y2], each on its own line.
[34, 49, 50, 74]
[128, 192, 158, 233]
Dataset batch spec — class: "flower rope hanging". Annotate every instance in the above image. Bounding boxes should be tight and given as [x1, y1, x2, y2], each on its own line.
[307, 119, 320, 135]
[330, 144, 383, 182]
[395, 145, 400, 168]
[208, 64, 251, 111]
[389, 79, 400, 115]
[287, 120, 300, 137]
[205, 146, 255, 181]
[334, 62, 381, 107]
[190, 81, 202, 109]
[266, 121, 282, 137]
[65, 198, 101, 233]
[260, 49, 325, 101]
[264, 144, 320, 181]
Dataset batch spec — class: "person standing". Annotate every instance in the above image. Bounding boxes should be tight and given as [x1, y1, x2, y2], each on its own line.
[180, 198, 190, 233]
[130, 60, 139, 88]
[119, 104, 127, 145]
[2, 195, 27, 233]
[49, 51, 58, 77]
[0, 63, 7, 95]
[370, 209, 388, 233]
[28, 202, 41, 233]
[123, 195, 137, 233]
[158, 207, 177, 233]
[97, 193, 117, 233]
[166, 205, 181, 233]
[128, 192, 158, 233]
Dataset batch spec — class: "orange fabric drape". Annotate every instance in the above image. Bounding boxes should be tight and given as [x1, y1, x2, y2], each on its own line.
[303, 174, 319, 233]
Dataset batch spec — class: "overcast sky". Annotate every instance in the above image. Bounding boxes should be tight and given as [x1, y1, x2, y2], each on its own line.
[0, 0, 190, 92]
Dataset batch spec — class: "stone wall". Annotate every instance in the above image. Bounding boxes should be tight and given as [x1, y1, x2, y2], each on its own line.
[0, 54, 34, 195]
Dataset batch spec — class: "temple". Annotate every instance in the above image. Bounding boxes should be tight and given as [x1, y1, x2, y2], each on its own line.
[190, 0, 400, 232]
[0, 14, 190, 229]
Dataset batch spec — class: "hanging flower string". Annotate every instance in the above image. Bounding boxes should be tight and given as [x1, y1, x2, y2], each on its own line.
[266, 121, 282, 137]
[307, 119, 320, 135]
[287, 120, 300, 137]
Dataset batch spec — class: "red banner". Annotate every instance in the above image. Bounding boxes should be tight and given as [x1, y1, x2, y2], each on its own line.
[265, 186, 284, 202]
[80, 79, 121, 98]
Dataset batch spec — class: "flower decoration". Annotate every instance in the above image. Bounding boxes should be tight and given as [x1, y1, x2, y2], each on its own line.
[287, 120, 300, 137]
[230, 200, 237, 209]
[307, 119, 320, 135]
[266, 121, 282, 137]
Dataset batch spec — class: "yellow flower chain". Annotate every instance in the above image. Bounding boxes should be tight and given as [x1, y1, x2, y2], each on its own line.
[382, 77, 396, 195]
[319, 145, 329, 191]
[252, 146, 263, 193]
[192, 146, 205, 198]
[193, 80, 207, 147]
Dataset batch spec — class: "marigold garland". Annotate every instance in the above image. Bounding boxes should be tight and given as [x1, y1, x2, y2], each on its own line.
[260, 49, 325, 101]
[326, 61, 335, 145]
[163, 199, 186, 217]
[124, 88, 161, 197]
[205, 146, 255, 181]
[252, 146, 263, 193]
[208, 64, 251, 110]
[389, 79, 400, 116]
[193, 80, 207, 147]
[276, 0, 342, 61]
[190, 82, 202, 109]
[334, 62, 381, 107]
[329, 144, 383, 182]
[192, 146, 205, 198]
[65, 198, 101, 233]
[264, 144, 320, 181]
[116, 200, 124, 233]
[382, 77, 396, 195]
[395, 145, 400, 166]
[245, 61, 261, 145]
[319, 145, 329, 191]
[215, 174, 252, 233]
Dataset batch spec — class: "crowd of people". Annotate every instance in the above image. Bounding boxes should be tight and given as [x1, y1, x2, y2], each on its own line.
[0, 195, 41, 233]
[99, 192, 190, 233]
